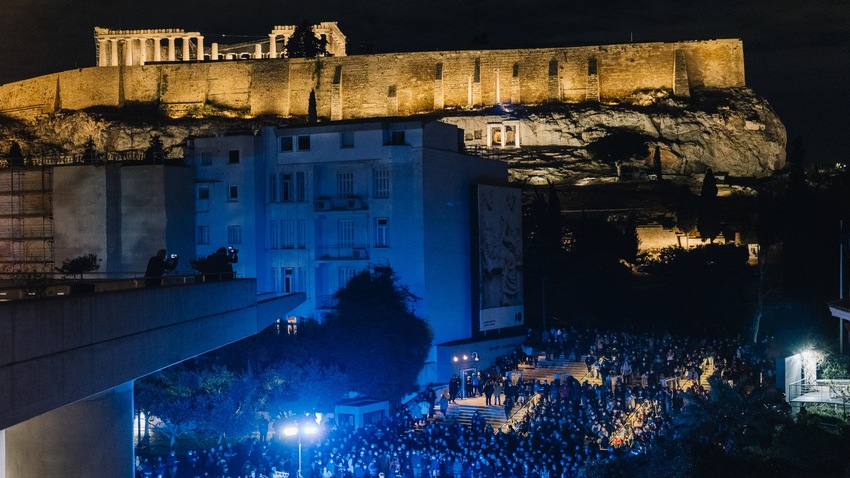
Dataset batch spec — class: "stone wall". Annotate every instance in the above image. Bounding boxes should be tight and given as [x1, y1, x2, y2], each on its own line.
[0, 39, 744, 121]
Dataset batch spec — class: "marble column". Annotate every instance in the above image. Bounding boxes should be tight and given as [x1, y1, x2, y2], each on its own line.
[269, 34, 277, 58]
[168, 37, 176, 61]
[98, 39, 108, 66]
[254, 44, 262, 59]
[124, 39, 133, 66]
[196, 36, 204, 61]
[211, 43, 219, 61]
[110, 39, 119, 66]
[139, 38, 147, 65]
[153, 38, 161, 62]
[182, 36, 190, 61]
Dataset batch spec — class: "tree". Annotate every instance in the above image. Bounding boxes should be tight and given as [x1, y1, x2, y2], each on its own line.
[136, 366, 201, 449]
[144, 135, 165, 164]
[653, 145, 662, 179]
[697, 168, 720, 242]
[308, 90, 318, 123]
[7, 142, 24, 167]
[286, 22, 327, 58]
[323, 264, 433, 401]
[674, 376, 790, 454]
[55, 252, 100, 279]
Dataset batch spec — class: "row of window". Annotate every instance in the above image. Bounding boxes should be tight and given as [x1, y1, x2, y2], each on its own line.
[278, 130, 407, 154]
[271, 266, 305, 294]
[198, 185, 239, 201]
[198, 150, 240, 166]
[268, 169, 391, 203]
[196, 225, 242, 245]
[269, 220, 307, 249]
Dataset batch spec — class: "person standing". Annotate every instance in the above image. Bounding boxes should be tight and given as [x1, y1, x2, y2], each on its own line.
[144, 249, 177, 287]
[493, 380, 503, 406]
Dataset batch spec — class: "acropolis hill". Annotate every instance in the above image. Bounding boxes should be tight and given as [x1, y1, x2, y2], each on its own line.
[0, 26, 786, 179]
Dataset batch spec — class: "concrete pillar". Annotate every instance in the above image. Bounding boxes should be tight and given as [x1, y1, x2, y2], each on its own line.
[211, 43, 219, 60]
[196, 36, 204, 61]
[4, 382, 134, 478]
[168, 37, 176, 61]
[182, 36, 190, 61]
[98, 39, 108, 66]
[110, 39, 119, 66]
[269, 34, 277, 58]
[153, 38, 161, 62]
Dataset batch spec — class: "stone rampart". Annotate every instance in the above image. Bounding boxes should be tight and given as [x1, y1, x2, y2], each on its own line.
[0, 39, 744, 121]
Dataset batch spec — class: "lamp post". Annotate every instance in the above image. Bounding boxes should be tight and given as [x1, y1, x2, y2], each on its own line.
[283, 423, 318, 478]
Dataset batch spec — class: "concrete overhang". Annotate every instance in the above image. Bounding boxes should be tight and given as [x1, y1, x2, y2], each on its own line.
[0, 280, 304, 430]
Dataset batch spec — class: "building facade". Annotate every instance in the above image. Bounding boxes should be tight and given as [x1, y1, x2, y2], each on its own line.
[187, 120, 521, 382]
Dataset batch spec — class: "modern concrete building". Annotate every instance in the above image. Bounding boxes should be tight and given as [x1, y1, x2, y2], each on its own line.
[187, 120, 525, 382]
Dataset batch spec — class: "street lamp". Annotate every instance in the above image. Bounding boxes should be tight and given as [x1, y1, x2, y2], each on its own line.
[282, 423, 318, 478]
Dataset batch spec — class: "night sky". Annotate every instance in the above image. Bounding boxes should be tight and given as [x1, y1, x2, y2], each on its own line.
[2, 0, 848, 164]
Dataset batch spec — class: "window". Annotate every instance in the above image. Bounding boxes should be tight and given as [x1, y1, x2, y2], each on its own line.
[340, 131, 355, 148]
[269, 220, 280, 249]
[228, 225, 242, 244]
[269, 174, 278, 202]
[271, 267, 281, 292]
[338, 219, 354, 246]
[390, 131, 405, 145]
[196, 225, 210, 245]
[297, 135, 311, 150]
[281, 173, 292, 201]
[337, 171, 354, 198]
[282, 220, 296, 249]
[228, 150, 240, 164]
[197, 186, 210, 200]
[374, 169, 390, 198]
[376, 218, 389, 247]
[339, 267, 356, 287]
[297, 220, 306, 249]
[200, 152, 212, 166]
[228, 185, 238, 201]
[280, 136, 294, 152]
[295, 171, 305, 201]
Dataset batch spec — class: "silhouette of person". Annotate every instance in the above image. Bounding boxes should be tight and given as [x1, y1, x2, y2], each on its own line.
[144, 249, 177, 287]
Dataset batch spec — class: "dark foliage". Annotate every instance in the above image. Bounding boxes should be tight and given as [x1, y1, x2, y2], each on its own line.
[323, 264, 433, 401]
[55, 252, 101, 279]
[286, 22, 328, 58]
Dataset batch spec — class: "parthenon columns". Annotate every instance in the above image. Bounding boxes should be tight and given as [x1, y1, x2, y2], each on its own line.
[182, 38, 190, 62]
[269, 34, 277, 58]
[167, 37, 176, 61]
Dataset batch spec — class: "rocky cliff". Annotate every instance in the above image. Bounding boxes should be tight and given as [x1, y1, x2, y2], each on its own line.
[0, 87, 784, 182]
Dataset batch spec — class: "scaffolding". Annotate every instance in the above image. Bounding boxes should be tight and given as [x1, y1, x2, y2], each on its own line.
[0, 166, 54, 274]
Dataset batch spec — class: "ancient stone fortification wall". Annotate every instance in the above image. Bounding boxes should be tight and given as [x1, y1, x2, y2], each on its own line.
[0, 39, 744, 121]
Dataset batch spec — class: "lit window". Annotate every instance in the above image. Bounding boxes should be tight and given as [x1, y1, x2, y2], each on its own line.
[228, 225, 242, 244]
[196, 225, 210, 245]
[228, 150, 240, 164]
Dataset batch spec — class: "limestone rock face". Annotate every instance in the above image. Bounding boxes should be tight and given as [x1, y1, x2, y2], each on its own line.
[440, 87, 786, 183]
[0, 88, 784, 184]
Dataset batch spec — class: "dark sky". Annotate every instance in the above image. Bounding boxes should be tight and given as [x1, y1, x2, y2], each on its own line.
[2, 0, 848, 164]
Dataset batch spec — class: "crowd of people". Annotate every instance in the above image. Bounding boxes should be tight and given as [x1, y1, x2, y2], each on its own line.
[136, 328, 779, 478]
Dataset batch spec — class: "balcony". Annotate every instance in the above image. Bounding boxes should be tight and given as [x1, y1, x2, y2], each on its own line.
[315, 245, 369, 261]
[314, 196, 368, 212]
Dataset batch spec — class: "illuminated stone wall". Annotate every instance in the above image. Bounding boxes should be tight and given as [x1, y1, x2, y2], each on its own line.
[0, 39, 744, 121]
